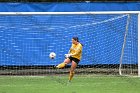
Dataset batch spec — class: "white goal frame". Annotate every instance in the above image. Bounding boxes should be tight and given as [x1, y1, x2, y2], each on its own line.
[138, 12, 140, 77]
[0, 11, 139, 76]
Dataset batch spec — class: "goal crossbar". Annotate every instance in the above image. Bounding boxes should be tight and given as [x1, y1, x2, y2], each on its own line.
[0, 11, 139, 15]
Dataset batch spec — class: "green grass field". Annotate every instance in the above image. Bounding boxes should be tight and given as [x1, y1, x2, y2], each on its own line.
[0, 75, 140, 93]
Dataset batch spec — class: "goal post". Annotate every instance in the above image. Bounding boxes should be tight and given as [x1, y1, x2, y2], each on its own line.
[0, 11, 139, 76]
[138, 13, 140, 77]
[119, 14, 130, 76]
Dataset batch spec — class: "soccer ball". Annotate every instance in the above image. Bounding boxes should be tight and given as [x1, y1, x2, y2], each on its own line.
[49, 52, 56, 59]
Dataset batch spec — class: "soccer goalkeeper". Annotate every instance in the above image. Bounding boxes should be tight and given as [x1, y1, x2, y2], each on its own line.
[56, 37, 83, 82]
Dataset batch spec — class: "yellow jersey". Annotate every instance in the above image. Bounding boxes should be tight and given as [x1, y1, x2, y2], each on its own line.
[69, 43, 82, 60]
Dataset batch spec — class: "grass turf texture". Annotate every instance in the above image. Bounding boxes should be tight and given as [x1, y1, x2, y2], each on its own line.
[0, 75, 140, 93]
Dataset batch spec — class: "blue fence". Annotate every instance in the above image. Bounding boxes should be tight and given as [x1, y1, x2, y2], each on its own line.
[0, 3, 138, 66]
[0, 3, 140, 12]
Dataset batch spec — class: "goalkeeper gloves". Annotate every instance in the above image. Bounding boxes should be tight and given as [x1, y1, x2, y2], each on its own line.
[65, 54, 71, 58]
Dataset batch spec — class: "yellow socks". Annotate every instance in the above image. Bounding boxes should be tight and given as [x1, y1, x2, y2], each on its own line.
[56, 62, 66, 69]
[56, 63, 75, 82]
[69, 71, 75, 82]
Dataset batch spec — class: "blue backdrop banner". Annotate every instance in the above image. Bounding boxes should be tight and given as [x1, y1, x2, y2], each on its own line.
[0, 2, 139, 12]
[0, 3, 138, 65]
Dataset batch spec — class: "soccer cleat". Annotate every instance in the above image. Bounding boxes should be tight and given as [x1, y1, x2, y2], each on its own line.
[68, 80, 71, 83]
[56, 62, 66, 69]
[66, 80, 71, 85]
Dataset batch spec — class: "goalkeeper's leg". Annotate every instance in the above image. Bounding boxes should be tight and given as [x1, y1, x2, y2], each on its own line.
[56, 58, 71, 69]
[69, 61, 77, 82]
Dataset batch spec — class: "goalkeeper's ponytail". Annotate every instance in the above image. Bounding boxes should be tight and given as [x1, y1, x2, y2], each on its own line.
[72, 37, 83, 46]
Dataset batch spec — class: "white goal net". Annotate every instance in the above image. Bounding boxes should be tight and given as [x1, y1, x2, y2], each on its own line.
[0, 12, 138, 76]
